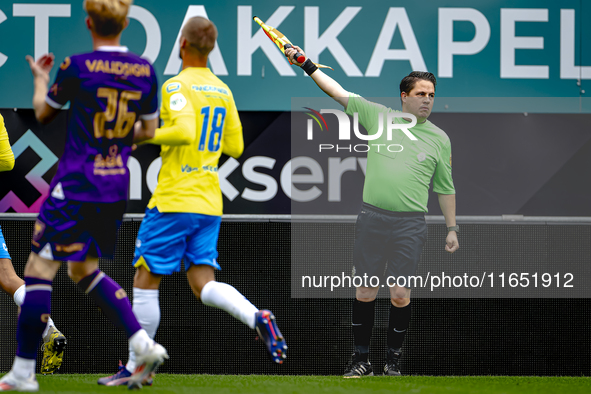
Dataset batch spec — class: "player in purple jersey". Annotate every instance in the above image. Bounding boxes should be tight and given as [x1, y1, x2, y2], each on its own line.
[0, 0, 167, 391]
[0, 115, 67, 376]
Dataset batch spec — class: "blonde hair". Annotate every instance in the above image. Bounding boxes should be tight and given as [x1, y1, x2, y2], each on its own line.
[84, 0, 132, 37]
[182, 17, 217, 57]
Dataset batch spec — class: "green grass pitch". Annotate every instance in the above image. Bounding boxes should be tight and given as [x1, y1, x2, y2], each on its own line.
[10, 374, 591, 393]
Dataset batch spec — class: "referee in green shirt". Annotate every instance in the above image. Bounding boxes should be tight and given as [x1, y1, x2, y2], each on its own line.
[286, 46, 459, 377]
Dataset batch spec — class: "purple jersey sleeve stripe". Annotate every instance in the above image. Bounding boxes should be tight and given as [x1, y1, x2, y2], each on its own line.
[139, 111, 159, 120]
[45, 96, 63, 109]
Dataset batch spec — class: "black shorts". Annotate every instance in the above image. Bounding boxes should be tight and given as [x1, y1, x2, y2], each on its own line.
[31, 196, 127, 261]
[353, 203, 427, 288]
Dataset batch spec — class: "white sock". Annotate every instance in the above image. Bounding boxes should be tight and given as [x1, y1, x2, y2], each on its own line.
[126, 288, 160, 373]
[12, 356, 35, 380]
[128, 329, 151, 359]
[13, 285, 25, 307]
[200, 281, 258, 329]
[42, 317, 56, 339]
[126, 348, 137, 372]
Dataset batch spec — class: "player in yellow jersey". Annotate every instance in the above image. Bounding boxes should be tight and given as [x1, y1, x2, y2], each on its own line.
[98, 17, 287, 386]
[0, 114, 14, 171]
[0, 114, 67, 376]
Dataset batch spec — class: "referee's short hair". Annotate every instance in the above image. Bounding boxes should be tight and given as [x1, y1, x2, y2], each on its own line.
[400, 71, 437, 94]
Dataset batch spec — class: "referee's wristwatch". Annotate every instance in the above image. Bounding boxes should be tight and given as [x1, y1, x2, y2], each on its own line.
[447, 225, 460, 233]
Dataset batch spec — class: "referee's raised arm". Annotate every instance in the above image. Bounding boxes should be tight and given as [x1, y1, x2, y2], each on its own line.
[285, 45, 350, 109]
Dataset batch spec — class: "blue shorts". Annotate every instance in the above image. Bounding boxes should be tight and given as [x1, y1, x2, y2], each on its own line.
[0, 226, 11, 260]
[133, 206, 222, 275]
[32, 196, 126, 261]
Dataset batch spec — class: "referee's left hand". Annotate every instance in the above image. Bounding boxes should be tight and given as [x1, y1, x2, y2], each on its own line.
[445, 232, 459, 253]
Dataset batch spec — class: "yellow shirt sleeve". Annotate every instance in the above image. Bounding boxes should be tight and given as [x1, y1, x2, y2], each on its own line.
[147, 81, 196, 146]
[0, 115, 15, 172]
[221, 92, 244, 158]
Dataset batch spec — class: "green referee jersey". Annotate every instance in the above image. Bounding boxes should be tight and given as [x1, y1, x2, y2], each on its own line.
[345, 94, 455, 213]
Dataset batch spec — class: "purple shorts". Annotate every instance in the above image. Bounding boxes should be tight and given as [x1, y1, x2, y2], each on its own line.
[31, 195, 126, 261]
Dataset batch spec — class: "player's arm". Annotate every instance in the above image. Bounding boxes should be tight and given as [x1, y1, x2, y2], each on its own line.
[146, 115, 196, 146]
[144, 82, 196, 146]
[134, 67, 160, 143]
[26, 54, 59, 124]
[438, 194, 458, 253]
[221, 93, 244, 158]
[133, 118, 159, 143]
[434, 139, 458, 253]
[0, 116, 15, 172]
[284, 45, 350, 109]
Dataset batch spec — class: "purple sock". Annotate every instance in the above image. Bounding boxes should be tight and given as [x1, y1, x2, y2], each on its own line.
[16, 277, 52, 359]
[78, 270, 142, 338]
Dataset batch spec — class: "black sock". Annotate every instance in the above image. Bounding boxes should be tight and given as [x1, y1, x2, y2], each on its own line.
[387, 302, 411, 350]
[352, 299, 376, 360]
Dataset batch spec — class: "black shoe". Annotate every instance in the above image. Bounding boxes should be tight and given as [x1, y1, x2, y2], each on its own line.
[383, 348, 402, 376]
[343, 351, 373, 378]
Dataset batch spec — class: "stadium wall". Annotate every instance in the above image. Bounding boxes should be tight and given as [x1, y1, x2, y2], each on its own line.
[2, 109, 591, 217]
[0, 215, 589, 376]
